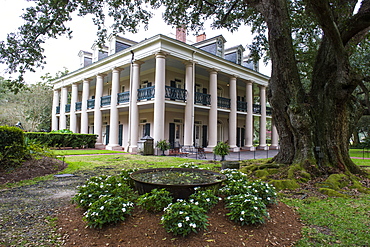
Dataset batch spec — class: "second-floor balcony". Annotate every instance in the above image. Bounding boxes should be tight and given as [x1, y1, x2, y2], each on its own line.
[87, 99, 95, 109]
[237, 101, 247, 112]
[65, 104, 71, 113]
[138, 86, 155, 101]
[194, 92, 211, 105]
[118, 91, 130, 103]
[76, 102, 82, 111]
[101, 95, 111, 107]
[165, 86, 187, 101]
[253, 104, 261, 114]
[217, 97, 230, 109]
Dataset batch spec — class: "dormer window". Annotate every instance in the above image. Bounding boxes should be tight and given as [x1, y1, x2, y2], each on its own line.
[216, 39, 223, 57]
[237, 48, 243, 65]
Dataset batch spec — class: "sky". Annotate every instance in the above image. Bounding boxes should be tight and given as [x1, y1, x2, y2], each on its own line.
[0, 0, 271, 84]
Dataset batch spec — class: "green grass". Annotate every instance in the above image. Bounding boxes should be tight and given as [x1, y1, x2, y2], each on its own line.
[349, 149, 370, 159]
[51, 149, 125, 156]
[61, 154, 218, 174]
[283, 195, 370, 246]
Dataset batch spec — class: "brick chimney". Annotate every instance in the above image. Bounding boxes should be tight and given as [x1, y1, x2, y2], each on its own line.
[196, 33, 206, 42]
[176, 27, 186, 43]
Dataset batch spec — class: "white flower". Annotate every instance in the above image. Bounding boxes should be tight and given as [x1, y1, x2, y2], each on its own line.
[100, 206, 104, 210]
[178, 223, 183, 227]
[195, 202, 199, 205]
[190, 223, 197, 228]
[179, 211, 184, 214]
[185, 216, 190, 221]
[206, 198, 210, 202]
[241, 211, 245, 215]
[122, 207, 126, 213]
[239, 217, 244, 221]
[88, 194, 92, 197]
[254, 206, 258, 210]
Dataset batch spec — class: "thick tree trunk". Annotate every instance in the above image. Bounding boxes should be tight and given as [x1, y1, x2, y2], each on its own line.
[252, 0, 365, 175]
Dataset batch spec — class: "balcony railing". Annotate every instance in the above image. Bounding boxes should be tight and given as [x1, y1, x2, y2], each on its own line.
[118, 91, 130, 103]
[56, 106, 60, 114]
[165, 86, 187, 101]
[75, 102, 82, 111]
[194, 92, 211, 105]
[87, 99, 95, 109]
[138, 86, 155, 101]
[253, 104, 261, 114]
[65, 104, 71, 113]
[237, 101, 247, 112]
[217, 97, 231, 109]
[101, 95, 111, 107]
[267, 107, 272, 116]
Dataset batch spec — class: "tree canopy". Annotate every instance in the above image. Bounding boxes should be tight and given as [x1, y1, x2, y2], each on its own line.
[1, 0, 369, 175]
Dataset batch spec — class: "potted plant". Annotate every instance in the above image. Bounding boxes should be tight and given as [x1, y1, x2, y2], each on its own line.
[156, 139, 171, 156]
[213, 141, 230, 161]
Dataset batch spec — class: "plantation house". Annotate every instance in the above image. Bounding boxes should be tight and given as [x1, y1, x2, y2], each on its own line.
[51, 30, 278, 153]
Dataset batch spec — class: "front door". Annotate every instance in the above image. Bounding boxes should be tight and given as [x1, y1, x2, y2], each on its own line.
[194, 124, 202, 147]
[202, 125, 208, 147]
[105, 125, 110, 145]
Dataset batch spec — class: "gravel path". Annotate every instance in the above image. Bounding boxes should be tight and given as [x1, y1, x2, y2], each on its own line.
[0, 175, 88, 246]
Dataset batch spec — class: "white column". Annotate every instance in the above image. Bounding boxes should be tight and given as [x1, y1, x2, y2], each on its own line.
[94, 74, 104, 147]
[51, 89, 59, 131]
[245, 81, 254, 150]
[107, 67, 121, 150]
[229, 76, 238, 151]
[153, 52, 166, 147]
[59, 86, 68, 130]
[206, 69, 218, 151]
[128, 61, 143, 152]
[81, 79, 90, 134]
[258, 85, 267, 149]
[70, 83, 78, 133]
[271, 121, 279, 149]
[184, 61, 194, 147]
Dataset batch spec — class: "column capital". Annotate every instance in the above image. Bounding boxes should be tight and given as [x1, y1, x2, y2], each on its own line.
[208, 68, 219, 73]
[183, 60, 196, 67]
[96, 73, 107, 78]
[258, 84, 267, 89]
[155, 51, 169, 58]
[111, 67, 124, 73]
[83, 77, 92, 82]
[132, 60, 145, 66]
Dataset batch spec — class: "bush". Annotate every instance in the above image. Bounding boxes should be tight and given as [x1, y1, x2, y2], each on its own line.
[225, 194, 268, 225]
[137, 188, 173, 212]
[72, 175, 138, 209]
[25, 132, 97, 148]
[161, 200, 209, 236]
[83, 196, 134, 228]
[0, 126, 28, 167]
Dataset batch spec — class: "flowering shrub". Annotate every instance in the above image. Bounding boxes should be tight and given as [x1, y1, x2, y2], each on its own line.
[161, 200, 209, 236]
[221, 169, 249, 183]
[177, 162, 199, 169]
[137, 188, 173, 212]
[188, 189, 221, 211]
[72, 175, 138, 208]
[119, 168, 139, 188]
[245, 180, 277, 205]
[83, 196, 134, 228]
[225, 194, 268, 225]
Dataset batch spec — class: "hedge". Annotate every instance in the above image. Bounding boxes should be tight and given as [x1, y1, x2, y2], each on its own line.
[25, 132, 97, 148]
[0, 126, 28, 167]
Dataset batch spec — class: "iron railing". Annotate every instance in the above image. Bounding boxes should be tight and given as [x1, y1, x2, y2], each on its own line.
[118, 91, 130, 103]
[253, 104, 261, 114]
[237, 101, 247, 112]
[138, 86, 155, 101]
[101, 95, 111, 106]
[75, 102, 82, 111]
[165, 86, 187, 101]
[267, 107, 272, 116]
[217, 97, 231, 109]
[194, 92, 211, 105]
[87, 99, 95, 109]
[65, 104, 71, 113]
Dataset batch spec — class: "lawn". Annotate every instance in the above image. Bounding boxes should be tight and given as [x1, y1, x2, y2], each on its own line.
[55, 149, 369, 246]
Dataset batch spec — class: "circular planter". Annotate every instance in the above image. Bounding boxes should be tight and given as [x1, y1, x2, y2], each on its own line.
[130, 168, 227, 199]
